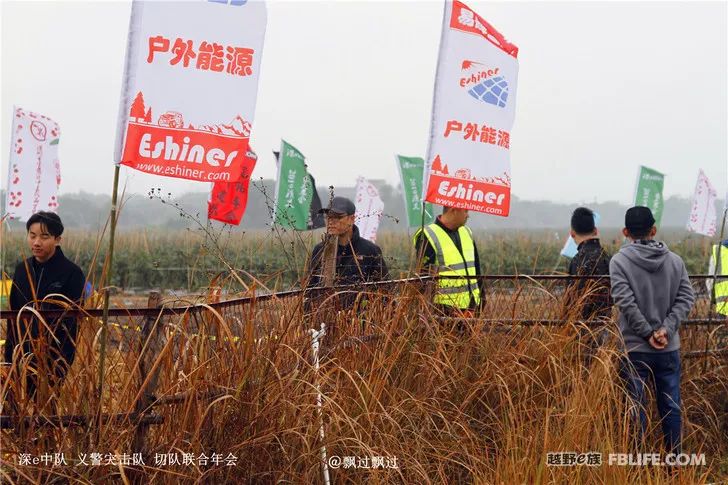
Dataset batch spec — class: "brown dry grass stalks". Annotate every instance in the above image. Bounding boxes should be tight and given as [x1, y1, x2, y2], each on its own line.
[1, 280, 726, 484]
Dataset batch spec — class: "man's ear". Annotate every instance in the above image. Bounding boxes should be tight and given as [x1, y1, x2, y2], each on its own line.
[649, 226, 657, 238]
[593, 228, 599, 237]
[622, 228, 630, 239]
[569, 229, 576, 239]
[55, 236, 62, 246]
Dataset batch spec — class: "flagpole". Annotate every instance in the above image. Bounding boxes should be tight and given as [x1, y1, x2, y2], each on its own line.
[97, 163, 120, 425]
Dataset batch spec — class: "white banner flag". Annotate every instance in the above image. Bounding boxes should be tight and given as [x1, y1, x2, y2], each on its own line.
[686, 169, 717, 237]
[4, 106, 61, 221]
[424, 0, 519, 217]
[114, 0, 266, 183]
[354, 177, 384, 243]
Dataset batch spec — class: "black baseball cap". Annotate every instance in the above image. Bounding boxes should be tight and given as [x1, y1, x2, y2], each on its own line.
[319, 196, 356, 216]
[625, 206, 656, 233]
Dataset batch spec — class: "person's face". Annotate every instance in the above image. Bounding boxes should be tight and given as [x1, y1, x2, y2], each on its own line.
[325, 212, 355, 236]
[27, 222, 60, 263]
[451, 209, 469, 227]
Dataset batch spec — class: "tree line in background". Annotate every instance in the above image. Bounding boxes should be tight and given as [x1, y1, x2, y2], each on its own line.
[0, 184, 723, 232]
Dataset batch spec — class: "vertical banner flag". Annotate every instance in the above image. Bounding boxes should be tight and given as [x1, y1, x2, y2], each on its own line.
[273, 150, 324, 229]
[5, 106, 61, 221]
[207, 149, 257, 226]
[634, 165, 665, 227]
[307, 173, 325, 229]
[424, 1, 519, 217]
[395, 155, 435, 227]
[354, 177, 384, 242]
[686, 169, 717, 237]
[114, 0, 266, 183]
[560, 212, 601, 259]
[273, 141, 320, 230]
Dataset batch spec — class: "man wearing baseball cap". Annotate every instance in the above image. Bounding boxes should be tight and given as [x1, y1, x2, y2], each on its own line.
[306, 196, 388, 288]
[610, 206, 695, 454]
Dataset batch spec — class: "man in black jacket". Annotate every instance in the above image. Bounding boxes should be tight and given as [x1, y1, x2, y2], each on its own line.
[564, 207, 612, 368]
[306, 197, 388, 289]
[565, 207, 612, 320]
[4, 211, 85, 402]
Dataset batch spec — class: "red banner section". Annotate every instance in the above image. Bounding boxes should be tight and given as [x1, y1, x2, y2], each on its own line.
[424, 173, 511, 217]
[449, 1, 519, 58]
[121, 122, 254, 182]
[208, 173, 253, 225]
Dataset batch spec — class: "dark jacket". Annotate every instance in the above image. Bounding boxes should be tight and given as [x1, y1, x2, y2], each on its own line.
[566, 238, 612, 320]
[5, 247, 85, 380]
[307, 225, 389, 288]
[414, 217, 485, 310]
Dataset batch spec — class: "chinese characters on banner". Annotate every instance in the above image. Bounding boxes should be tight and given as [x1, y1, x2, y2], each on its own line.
[634, 165, 665, 228]
[424, 0, 519, 217]
[207, 149, 257, 225]
[355, 177, 384, 242]
[4, 106, 61, 221]
[686, 169, 718, 237]
[114, 0, 267, 184]
[273, 141, 324, 230]
[395, 155, 435, 228]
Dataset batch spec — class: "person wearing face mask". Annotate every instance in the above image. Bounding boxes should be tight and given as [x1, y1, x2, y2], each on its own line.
[4, 211, 85, 405]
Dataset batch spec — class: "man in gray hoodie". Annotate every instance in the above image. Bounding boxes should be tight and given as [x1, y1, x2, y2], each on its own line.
[610, 206, 695, 454]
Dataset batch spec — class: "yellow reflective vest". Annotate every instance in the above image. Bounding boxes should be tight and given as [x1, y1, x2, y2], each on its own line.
[414, 223, 481, 309]
[711, 244, 728, 315]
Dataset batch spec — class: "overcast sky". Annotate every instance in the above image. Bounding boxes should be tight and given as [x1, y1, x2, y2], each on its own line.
[2, 1, 726, 205]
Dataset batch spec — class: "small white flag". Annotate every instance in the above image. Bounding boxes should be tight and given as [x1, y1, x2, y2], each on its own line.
[354, 177, 384, 243]
[686, 169, 717, 237]
[4, 106, 61, 221]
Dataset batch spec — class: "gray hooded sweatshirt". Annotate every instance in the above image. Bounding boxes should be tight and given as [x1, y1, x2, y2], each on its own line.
[609, 240, 695, 353]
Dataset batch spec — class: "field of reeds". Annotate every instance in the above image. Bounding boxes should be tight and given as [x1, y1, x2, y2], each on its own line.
[1, 226, 727, 484]
[0, 227, 718, 291]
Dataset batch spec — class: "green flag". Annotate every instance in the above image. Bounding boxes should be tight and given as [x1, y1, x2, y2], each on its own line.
[274, 140, 315, 230]
[396, 155, 435, 228]
[634, 165, 665, 227]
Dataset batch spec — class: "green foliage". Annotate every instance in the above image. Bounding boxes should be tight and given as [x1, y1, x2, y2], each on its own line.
[1, 229, 716, 291]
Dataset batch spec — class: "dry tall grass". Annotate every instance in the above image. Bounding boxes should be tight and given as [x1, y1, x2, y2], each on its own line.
[1, 279, 726, 484]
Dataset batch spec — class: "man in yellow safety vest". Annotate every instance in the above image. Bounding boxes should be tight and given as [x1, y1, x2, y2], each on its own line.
[708, 239, 728, 316]
[414, 206, 485, 315]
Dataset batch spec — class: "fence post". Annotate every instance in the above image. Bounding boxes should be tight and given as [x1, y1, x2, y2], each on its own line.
[131, 291, 163, 466]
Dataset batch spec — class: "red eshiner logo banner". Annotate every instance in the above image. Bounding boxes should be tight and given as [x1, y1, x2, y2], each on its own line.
[425, 173, 511, 216]
[121, 122, 254, 182]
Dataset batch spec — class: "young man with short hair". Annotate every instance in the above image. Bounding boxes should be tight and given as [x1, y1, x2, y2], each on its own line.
[4, 211, 85, 402]
[566, 207, 612, 321]
[610, 206, 695, 454]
